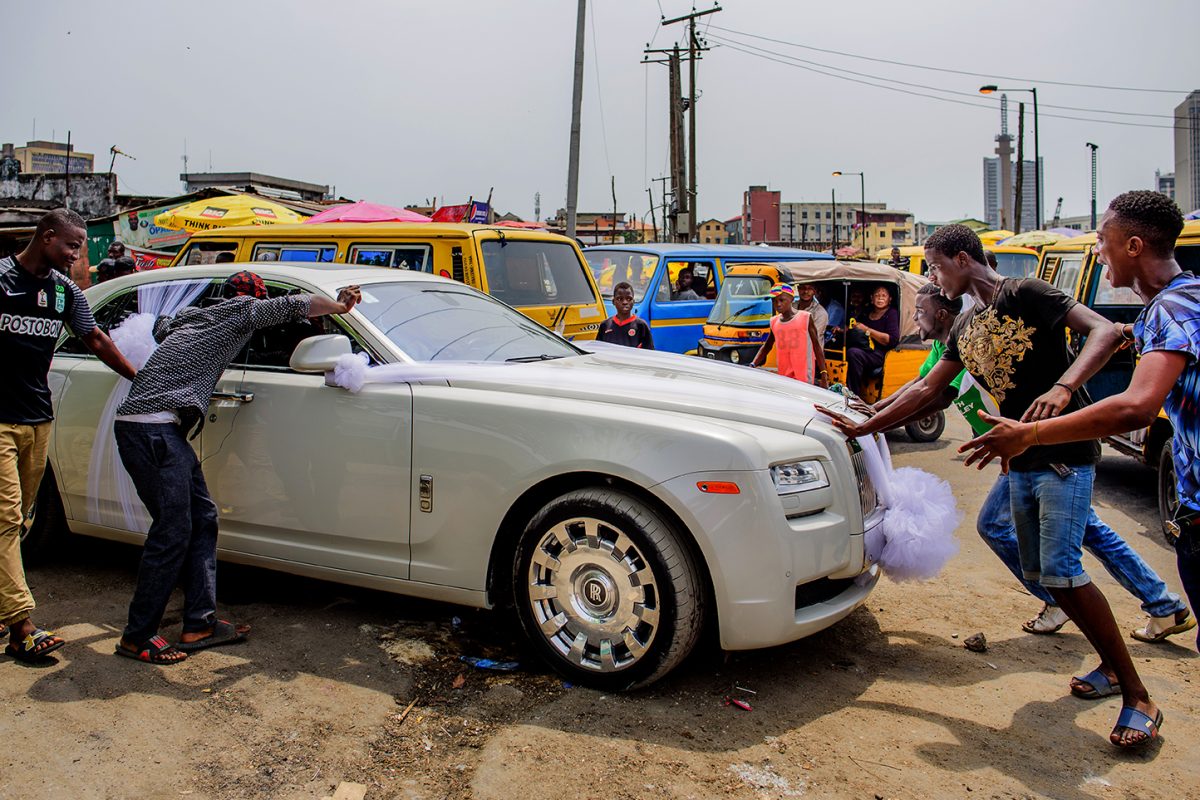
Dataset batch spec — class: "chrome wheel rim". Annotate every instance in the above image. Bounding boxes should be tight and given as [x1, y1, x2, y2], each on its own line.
[526, 516, 660, 672]
[914, 414, 940, 434]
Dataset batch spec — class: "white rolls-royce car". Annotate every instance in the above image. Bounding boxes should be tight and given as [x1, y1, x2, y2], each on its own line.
[29, 264, 880, 688]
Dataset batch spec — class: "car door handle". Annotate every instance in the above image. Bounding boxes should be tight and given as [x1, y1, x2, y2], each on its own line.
[212, 391, 255, 403]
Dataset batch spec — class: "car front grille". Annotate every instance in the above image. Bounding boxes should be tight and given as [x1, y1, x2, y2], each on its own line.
[795, 577, 856, 610]
[849, 443, 880, 523]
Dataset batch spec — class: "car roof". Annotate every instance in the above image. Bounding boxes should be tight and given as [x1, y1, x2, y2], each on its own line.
[94, 262, 452, 295]
[583, 242, 834, 259]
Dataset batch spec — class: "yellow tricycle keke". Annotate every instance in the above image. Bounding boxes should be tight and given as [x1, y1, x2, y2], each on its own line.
[698, 260, 945, 441]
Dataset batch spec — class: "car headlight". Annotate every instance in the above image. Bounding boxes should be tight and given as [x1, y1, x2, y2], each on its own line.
[771, 460, 829, 494]
[730, 349, 741, 363]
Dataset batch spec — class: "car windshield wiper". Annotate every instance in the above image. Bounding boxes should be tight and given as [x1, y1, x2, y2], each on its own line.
[505, 354, 566, 362]
[715, 304, 769, 324]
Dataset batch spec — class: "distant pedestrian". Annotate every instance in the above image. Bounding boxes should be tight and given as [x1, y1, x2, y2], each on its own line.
[597, 281, 653, 349]
[113, 271, 361, 664]
[750, 284, 828, 387]
[94, 240, 128, 282]
[794, 282, 828, 342]
[97, 255, 136, 283]
[887, 246, 910, 270]
[1, 209, 137, 663]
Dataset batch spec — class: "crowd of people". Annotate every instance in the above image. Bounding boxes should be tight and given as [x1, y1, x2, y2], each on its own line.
[1, 209, 359, 666]
[820, 190, 1198, 750]
[2, 193, 1197, 754]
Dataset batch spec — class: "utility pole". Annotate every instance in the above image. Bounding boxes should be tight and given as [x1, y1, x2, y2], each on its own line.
[1086, 142, 1099, 230]
[611, 176, 618, 244]
[1013, 102, 1025, 235]
[647, 187, 658, 243]
[651, 176, 671, 242]
[659, 4, 719, 242]
[830, 187, 838, 253]
[565, 0, 586, 239]
[669, 45, 686, 241]
[63, 130, 72, 210]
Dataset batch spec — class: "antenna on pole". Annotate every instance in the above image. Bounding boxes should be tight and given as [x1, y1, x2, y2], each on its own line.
[108, 145, 136, 175]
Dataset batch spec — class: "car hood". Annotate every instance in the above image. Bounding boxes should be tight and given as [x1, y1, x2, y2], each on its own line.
[421, 345, 852, 437]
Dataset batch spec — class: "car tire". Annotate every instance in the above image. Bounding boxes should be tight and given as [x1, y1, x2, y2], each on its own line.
[1157, 439, 1180, 547]
[904, 411, 946, 443]
[21, 464, 67, 563]
[513, 487, 704, 690]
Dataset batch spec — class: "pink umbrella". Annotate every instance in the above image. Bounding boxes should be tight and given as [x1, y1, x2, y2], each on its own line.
[305, 201, 431, 224]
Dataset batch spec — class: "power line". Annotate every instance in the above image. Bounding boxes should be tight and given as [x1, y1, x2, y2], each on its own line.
[589, 0, 613, 179]
[706, 31, 1178, 120]
[709, 23, 1192, 95]
[710, 37, 1193, 131]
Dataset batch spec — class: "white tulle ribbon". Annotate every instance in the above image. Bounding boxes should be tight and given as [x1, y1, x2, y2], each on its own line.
[856, 434, 961, 582]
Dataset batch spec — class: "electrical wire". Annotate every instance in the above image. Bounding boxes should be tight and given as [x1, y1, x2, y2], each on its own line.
[589, 0, 613, 179]
[706, 31, 1178, 120]
[710, 37, 1193, 131]
[709, 23, 1192, 94]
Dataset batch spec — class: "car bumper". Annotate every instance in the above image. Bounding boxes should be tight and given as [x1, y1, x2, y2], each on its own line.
[654, 468, 879, 651]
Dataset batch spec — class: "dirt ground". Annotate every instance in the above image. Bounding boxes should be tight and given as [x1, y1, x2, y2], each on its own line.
[3, 414, 1197, 800]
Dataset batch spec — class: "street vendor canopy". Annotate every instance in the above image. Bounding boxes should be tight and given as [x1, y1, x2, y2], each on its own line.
[154, 196, 307, 232]
[304, 201, 431, 224]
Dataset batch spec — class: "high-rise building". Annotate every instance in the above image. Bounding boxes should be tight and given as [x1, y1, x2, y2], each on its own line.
[1175, 91, 1200, 213]
[1156, 169, 1176, 201]
[983, 156, 1042, 231]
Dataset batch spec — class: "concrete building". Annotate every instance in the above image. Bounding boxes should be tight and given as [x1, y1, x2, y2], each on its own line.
[855, 209, 915, 255]
[181, 171, 331, 202]
[724, 216, 743, 244]
[743, 186, 780, 243]
[10, 140, 94, 174]
[776, 200, 886, 250]
[1054, 213, 1093, 232]
[697, 218, 729, 245]
[1156, 169, 1176, 201]
[984, 156, 1043, 231]
[1175, 91, 1200, 213]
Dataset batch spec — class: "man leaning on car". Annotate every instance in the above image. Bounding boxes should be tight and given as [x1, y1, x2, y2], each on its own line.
[1, 209, 138, 663]
[112, 270, 360, 665]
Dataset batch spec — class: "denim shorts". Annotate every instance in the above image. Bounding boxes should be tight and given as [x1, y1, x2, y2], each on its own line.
[1008, 464, 1095, 589]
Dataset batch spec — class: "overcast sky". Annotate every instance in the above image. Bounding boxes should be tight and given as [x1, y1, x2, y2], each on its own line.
[6, 1, 1197, 223]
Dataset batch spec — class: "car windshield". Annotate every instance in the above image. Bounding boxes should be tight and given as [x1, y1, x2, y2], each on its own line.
[355, 281, 582, 362]
[479, 240, 596, 307]
[584, 250, 661, 300]
[993, 251, 1039, 279]
[707, 275, 775, 327]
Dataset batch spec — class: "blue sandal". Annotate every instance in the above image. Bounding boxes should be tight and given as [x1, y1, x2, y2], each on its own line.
[1111, 706, 1163, 749]
[1070, 667, 1121, 699]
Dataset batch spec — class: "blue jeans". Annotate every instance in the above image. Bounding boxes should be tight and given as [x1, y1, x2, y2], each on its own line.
[979, 472, 1185, 615]
[115, 421, 220, 644]
[1176, 526, 1200, 648]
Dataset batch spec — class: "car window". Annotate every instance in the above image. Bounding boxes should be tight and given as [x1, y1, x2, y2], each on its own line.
[584, 250, 659, 301]
[180, 241, 238, 265]
[252, 243, 337, 263]
[1092, 268, 1143, 308]
[348, 244, 432, 271]
[354, 280, 581, 362]
[480, 240, 596, 307]
[993, 251, 1039, 280]
[1051, 254, 1084, 297]
[233, 281, 368, 370]
[659, 260, 717, 302]
[1177, 243, 1200, 274]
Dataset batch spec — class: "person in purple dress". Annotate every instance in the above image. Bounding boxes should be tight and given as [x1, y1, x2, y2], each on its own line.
[846, 284, 899, 395]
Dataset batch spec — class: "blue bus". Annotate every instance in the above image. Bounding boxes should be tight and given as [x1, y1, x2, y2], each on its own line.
[583, 244, 833, 353]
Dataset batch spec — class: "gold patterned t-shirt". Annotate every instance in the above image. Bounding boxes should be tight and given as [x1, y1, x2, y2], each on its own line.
[943, 278, 1101, 469]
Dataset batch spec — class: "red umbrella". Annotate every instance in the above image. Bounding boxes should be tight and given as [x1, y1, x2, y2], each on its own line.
[305, 201, 431, 224]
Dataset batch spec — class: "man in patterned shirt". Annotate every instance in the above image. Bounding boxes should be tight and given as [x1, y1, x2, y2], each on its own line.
[113, 270, 360, 664]
[1, 209, 138, 663]
[966, 191, 1200, 739]
[820, 224, 1163, 750]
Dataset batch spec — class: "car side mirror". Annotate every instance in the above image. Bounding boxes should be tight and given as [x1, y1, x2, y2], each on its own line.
[289, 334, 352, 373]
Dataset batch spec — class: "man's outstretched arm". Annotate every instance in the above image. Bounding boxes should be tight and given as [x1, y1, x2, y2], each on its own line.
[818, 357, 962, 438]
[80, 328, 137, 381]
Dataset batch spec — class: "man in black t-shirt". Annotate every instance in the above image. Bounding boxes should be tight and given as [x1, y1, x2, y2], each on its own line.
[0, 209, 137, 663]
[819, 224, 1161, 750]
[598, 282, 654, 349]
